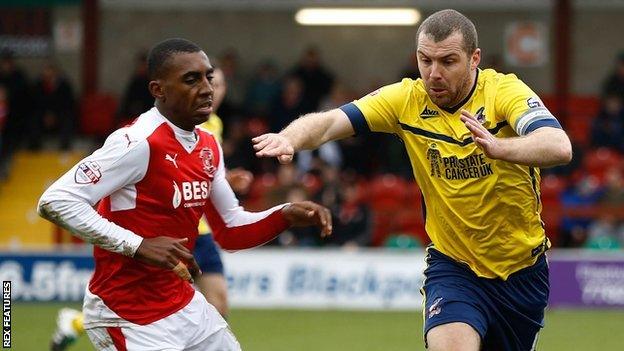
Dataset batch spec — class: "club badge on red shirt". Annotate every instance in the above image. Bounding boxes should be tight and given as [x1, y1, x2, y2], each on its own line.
[199, 147, 216, 178]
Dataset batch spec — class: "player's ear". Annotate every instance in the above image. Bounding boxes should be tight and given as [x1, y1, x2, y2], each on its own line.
[149, 80, 164, 101]
[471, 48, 481, 70]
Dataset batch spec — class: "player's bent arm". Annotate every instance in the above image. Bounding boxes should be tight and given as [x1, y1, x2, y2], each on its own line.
[38, 197, 143, 256]
[203, 147, 290, 250]
[497, 127, 572, 167]
[205, 145, 332, 250]
[37, 130, 148, 256]
[282, 109, 355, 151]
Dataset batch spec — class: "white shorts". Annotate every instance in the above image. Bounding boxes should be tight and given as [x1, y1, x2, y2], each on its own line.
[85, 291, 241, 351]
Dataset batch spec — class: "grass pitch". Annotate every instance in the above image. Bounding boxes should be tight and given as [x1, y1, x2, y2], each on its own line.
[11, 303, 624, 350]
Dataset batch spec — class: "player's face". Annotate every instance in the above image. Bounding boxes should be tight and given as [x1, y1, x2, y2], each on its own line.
[417, 31, 480, 108]
[159, 51, 214, 130]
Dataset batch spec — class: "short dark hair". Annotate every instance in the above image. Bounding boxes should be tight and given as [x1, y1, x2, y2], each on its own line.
[416, 9, 478, 56]
[147, 38, 202, 79]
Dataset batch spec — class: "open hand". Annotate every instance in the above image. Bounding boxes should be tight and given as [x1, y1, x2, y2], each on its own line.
[282, 201, 333, 237]
[134, 237, 201, 282]
[252, 133, 295, 164]
[460, 109, 505, 159]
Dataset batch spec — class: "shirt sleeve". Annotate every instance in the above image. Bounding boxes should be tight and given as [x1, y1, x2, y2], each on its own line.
[37, 129, 148, 256]
[496, 74, 562, 136]
[339, 80, 411, 135]
[203, 143, 290, 250]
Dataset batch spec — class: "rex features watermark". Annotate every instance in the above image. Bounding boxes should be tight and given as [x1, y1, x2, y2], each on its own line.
[3, 281, 10, 349]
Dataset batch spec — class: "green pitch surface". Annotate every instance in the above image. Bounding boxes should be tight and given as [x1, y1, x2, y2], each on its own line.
[11, 303, 624, 350]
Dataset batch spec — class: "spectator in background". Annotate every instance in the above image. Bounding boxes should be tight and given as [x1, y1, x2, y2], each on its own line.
[591, 167, 624, 249]
[116, 51, 153, 126]
[601, 166, 624, 205]
[602, 52, 624, 100]
[590, 94, 624, 152]
[30, 62, 76, 151]
[559, 175, 605, 247]
[399, 52, 421, 80]
[269, 75, 310, 133]
[244, 60, 281, 117]
[586, 215, 622, 250]
[266, 163, 299, 207]
[222, 118, 259, 173]
[290, 46, 334, 110]
[328, 179, 372, 248]
[218, 48, 245, 120]
[0, 51, 30, 180]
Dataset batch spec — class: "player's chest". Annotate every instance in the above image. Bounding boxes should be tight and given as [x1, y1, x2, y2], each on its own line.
[142, 143, 219, 208]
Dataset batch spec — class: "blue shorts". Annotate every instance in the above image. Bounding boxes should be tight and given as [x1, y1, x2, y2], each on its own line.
[193, 234, 224, 274]
[422, 247, 549, 351]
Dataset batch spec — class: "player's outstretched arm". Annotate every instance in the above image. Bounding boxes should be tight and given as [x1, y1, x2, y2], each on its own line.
[461, 109, 572, 167]
[252, 108, 354, 164]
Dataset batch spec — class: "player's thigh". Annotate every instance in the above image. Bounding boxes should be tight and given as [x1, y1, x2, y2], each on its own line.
[427, 322, 480, 351]
[186, 326, 241, 351]
[198, 274, 228, 301]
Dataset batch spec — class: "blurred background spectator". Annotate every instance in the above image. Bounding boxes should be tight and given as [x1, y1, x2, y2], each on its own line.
[116, 51, 152, 127]
[602, 52, 624, 100]
[29, 62, 77, 151]
[0, 51, 30, 180]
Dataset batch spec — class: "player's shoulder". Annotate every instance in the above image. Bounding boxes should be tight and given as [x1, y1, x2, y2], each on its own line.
[365, 78, 426, 101]
[196, 126, 222, 150]
[397, 77, 427, 95]
[103, 108, 164, 153]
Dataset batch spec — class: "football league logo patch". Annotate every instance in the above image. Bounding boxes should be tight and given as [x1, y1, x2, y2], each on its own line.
[428, 297, 443, 318]
[199, 147, 217, 177]
[74, 161, 102, 184]
[527, 97, 542, 109]
[474, 106, 486, 124]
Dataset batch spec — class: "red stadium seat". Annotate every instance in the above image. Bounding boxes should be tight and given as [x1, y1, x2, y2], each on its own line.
[80, 93, 118, 137]
[583, 147, 623, 181]
[369, 174, 408, 209]
[244, 173, 278, 210]
[540, 174, 567, 204]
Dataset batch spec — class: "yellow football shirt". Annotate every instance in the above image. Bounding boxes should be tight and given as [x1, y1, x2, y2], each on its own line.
[341, 69, 561, 279]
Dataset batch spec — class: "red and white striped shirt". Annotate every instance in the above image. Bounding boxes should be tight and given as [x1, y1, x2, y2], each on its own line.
[39, 107, 289, 326]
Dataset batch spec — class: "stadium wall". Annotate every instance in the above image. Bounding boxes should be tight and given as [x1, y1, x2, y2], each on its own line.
[12, 6, 624, 96]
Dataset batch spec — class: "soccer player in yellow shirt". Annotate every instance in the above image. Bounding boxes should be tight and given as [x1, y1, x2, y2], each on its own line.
[253, 9, 572, 351]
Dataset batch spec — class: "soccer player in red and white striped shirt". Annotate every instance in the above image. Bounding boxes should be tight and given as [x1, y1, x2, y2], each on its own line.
[39, 38, 332, 351]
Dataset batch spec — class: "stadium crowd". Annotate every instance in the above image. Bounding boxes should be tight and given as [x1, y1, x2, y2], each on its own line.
[1, 46, 623, 251]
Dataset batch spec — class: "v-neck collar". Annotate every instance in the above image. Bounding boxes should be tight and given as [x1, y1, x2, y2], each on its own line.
[153, 107, 198, 154]
[440, 69, 480, 114]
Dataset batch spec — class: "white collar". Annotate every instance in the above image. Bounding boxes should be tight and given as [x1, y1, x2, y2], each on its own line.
[152, 107, 198, 153]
